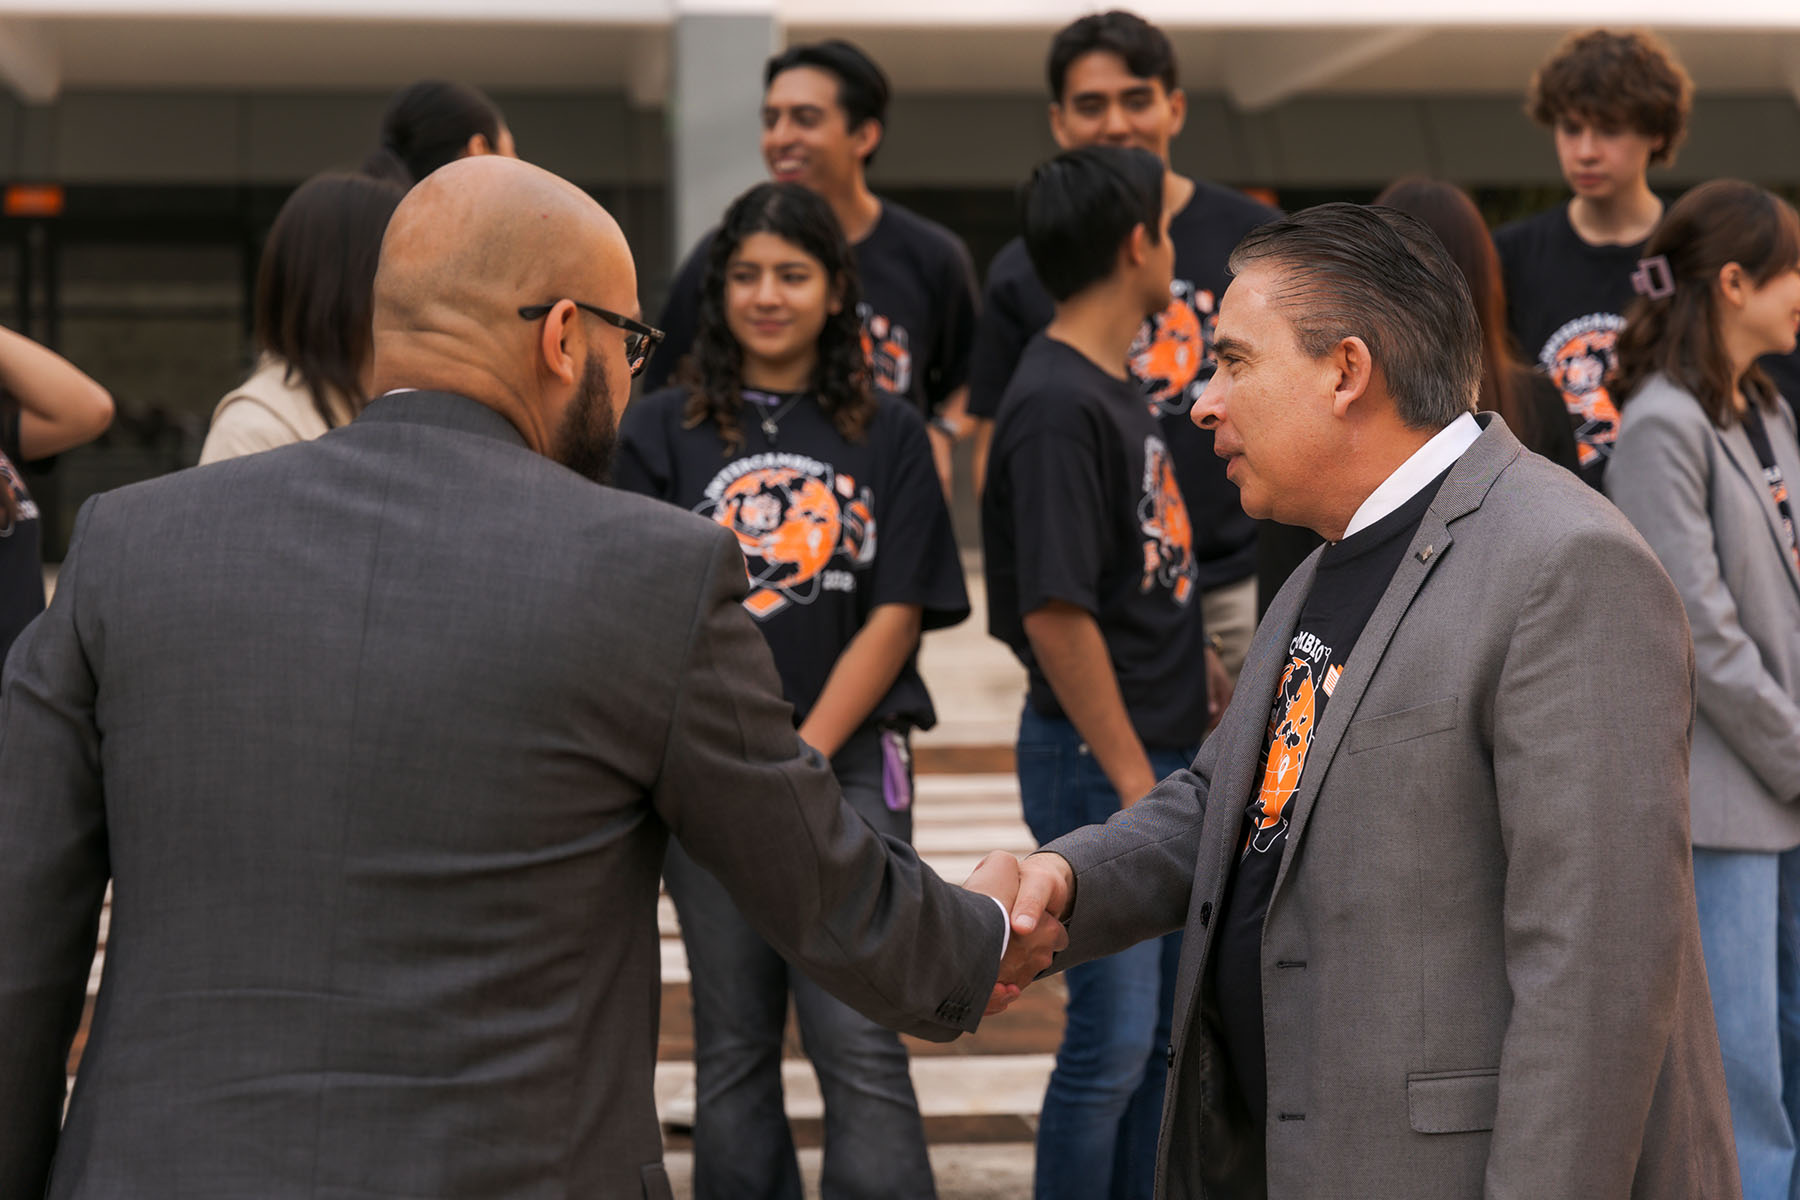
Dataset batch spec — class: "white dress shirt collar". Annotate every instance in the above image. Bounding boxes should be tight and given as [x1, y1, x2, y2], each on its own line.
[1341, 411, 1481, 540]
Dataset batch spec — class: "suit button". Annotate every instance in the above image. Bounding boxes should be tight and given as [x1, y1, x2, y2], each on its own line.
[1198, 902, 1213, 929]
[1166, 1045, 1175, 1067]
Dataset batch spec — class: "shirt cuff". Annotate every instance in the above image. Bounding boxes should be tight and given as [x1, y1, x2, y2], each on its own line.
[991, 896, 1011, 959]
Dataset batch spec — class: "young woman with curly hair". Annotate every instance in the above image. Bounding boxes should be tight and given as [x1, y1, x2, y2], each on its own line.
[612, 180, 968, 1200]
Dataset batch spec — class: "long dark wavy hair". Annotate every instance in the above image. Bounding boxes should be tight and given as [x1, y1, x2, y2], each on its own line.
[1615, 180, 1800, 427]
[679, 182, 875, 456]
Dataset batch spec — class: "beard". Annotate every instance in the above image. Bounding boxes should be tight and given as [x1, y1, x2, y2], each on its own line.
[551, 353, 619, 484]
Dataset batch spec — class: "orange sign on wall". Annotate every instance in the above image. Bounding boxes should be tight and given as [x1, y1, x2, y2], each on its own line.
[4, 185, 65, 218]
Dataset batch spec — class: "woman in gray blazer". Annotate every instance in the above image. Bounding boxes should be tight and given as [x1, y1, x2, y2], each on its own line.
[1608, 179, 1800, 1200]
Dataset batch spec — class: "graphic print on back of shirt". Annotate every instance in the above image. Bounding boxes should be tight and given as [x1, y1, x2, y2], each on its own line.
[857, 302, 912, 398]
[1246, 632, 1341, 854]
[698, 452, 876, 620]
[1539, 313, 1626, 468]
[0, 451, 37, 537]
[1138, 436, 1197, 605]
[1129, 278, 1218, 416]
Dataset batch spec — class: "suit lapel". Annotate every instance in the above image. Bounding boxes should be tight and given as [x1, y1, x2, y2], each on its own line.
[1267, 416, 1520, 904]
[1201, 556, 1318, 900]
[1165, 550, 1318, 1094]
[1716, 420, 1800, 602]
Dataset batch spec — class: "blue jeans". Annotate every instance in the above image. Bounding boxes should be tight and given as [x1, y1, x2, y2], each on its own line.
[1693, 845, 1800, 1200]
[1017, 704, 1196, 1200]
[665, 727, 934, 1200]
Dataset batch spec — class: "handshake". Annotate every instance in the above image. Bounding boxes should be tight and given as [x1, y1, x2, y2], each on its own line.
[962, 850, 1077, 1017]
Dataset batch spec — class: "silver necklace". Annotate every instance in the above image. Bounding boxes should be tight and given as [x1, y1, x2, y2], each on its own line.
[745, 389, 805, 445]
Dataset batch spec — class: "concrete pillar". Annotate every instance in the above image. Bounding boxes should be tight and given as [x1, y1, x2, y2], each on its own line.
[670, 1, 777, 266]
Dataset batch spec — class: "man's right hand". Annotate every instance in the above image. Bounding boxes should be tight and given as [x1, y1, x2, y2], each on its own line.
[1011, 852, 1075, 939]
[965, 851, 1072, 1014]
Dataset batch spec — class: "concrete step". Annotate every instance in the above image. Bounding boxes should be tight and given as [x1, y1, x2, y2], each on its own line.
[654, 1054, 1054, 1125]
[660, 1143, 1037, 1200]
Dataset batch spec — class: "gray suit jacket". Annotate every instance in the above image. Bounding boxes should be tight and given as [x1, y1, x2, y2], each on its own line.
[0, 392, 1004, 1200]
[1608, 373, 1800, 851]
[1048, 416, 1737, 1199]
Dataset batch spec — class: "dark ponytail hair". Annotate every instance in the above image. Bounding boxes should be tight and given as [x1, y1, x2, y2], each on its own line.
[1615, 179, 1800, 427]
[680, 182, 875, 455]
[364, 80, 506, 186]
[255, 172, 404, 428]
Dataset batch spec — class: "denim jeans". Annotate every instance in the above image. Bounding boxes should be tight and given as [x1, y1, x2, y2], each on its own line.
[1017, 704, 1197, 1200]
[1693, 845, 1800, 1200]
[664, 727, 935, 1200]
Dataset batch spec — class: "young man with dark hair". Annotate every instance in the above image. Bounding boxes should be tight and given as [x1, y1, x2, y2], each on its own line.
[1495, 28, 1692, 486]
[644, 39, 980, 493]
[970, 9, 1279, 684]
[982, 144, 1208, 1200]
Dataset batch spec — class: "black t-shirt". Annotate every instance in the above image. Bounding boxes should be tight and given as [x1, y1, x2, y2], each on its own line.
[1494, 207, 1648, 487]
[642, 201, 980, 420]
[1740, 403, 1800, 575]
[982, 335, 1208, 749]
[0, 399, 44, 670]
[1212, 467, 1449, 1134]
[968, 180, 1281, 589]
[611, 386, 968, 729]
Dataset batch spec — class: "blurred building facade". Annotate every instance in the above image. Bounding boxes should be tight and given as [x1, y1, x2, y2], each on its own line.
[1, 1, 1797, 550]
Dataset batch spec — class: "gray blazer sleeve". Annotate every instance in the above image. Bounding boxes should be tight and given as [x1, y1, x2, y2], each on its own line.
[650, 531, 1005, 1039]
[1608, 396, 1800, 801]
[0, 499, 111, 1199]
[1483, 522, 1698, 1196]
[1043, 741, 1217, 968]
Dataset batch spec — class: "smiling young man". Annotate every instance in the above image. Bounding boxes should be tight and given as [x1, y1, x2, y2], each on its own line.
[1494, 29, 1692, 487]
[969, 10, 1279, 684]
[644, 40, 979, 492]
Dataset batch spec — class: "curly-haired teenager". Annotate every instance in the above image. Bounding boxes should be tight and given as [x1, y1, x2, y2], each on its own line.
[643, 41, 980, 497]
[612, 181, 968, 1200]
[1494, 28, 1692, 487]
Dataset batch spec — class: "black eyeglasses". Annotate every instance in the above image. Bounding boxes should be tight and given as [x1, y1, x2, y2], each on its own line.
[518, 301, 664, 378]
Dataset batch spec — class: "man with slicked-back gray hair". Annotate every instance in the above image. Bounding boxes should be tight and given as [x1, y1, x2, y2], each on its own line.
[988, 202, 1740, 1197]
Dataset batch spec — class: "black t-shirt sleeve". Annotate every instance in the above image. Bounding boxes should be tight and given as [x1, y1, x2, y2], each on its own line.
[967, 246, 1044, 421]
[1007, 423, 1108, 617]
[926, 238, 981, 410]
[868, 406, 969, 629]
[609, 388, 681, 501]
[642, 237, 711, 394]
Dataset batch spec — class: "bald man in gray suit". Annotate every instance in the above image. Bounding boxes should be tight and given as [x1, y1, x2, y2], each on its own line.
[0, 158, 1058, 1200]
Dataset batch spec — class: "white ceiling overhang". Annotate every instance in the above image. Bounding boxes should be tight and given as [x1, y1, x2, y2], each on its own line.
[0, 2, 1793, 111]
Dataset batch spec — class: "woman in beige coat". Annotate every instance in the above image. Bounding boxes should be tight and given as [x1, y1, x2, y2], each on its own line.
[201, 172, 402, 463]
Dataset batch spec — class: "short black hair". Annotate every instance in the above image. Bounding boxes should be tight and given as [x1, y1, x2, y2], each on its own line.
[1020, 145, 1165, 303]
[1227, 204, 1481, 430]
[765, 40, 891, 167]
[366, 80, 506, 186]
[1048, 10, 1178, 103]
